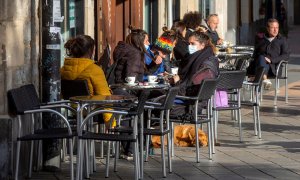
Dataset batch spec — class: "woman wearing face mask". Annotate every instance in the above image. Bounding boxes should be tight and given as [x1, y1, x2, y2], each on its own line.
[170, 30, 219, 95]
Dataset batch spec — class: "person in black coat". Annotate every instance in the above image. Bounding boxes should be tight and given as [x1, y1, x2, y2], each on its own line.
[113, 26, 148, 84]
[250, 18, 290, 89]
[173, 12, 203, 71]
[170, 30, 219, 96]
[203, 14, 223, 46]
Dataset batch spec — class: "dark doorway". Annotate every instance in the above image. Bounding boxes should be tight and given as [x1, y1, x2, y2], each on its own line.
[295, 0, 300, 24]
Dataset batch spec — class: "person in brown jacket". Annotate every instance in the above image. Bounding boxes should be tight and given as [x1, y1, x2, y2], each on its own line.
[113, 26, 148, 84]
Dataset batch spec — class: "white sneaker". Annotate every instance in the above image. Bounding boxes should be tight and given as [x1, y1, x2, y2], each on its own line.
[263, 79, 272, 90]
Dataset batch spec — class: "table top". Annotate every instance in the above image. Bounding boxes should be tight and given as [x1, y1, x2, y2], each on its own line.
[231, 45, 254, 51]
[217, 51, 252, 58]
[69, 94, 137, 104]
[110, 83, 170, 90]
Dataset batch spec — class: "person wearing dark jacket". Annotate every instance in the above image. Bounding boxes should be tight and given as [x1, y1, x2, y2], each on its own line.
[113, 26, 148, 84]
[250, 18, 290, 89]
[173, 12, 203, 71]
[171, 30, 219, 95]
[144, 27, 176, 79]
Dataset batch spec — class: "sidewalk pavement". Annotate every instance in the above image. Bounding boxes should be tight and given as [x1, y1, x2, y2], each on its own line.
[29, 81, 300, 180]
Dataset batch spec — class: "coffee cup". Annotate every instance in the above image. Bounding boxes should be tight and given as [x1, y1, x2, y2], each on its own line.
[171, 67, 179, 75]
[125, 76, 136, 84]
[147, 75, 158, 83]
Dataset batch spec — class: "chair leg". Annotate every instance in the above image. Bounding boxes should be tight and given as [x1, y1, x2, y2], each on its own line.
[76, 139, 81, 180]
[28, 140, 34, 178]
[85, 140, 90, 178]
[285, 77, 288, 104]
[145, 110, 152, 162]
[114, 141, 119, 172]
[139, 114, 144, 179]
[105, 141, 111, 178]
[208, 122, 213, 160]
[170, 122, 175, 157]
[195, 124, 200, 163]
[15, 141, 21, 180]
[274, 77, 278, 107]
[252, 86, 258, 136]
[166, 110, 172, 173]
[62, 139, 67, 162]
[161, 135, 166, 177]
[253, 105, 258, 136]
[257, 105, 262, 139]
[69, 139, 74, 180]
[238, 108, 243, 142]
[133, 141, 139, 180]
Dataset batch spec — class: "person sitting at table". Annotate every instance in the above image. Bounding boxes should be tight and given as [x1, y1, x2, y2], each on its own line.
[144, 27, 177, 80]
[60, 35, 113, 126]
[170, 30, 219, 96]
[171, 20, 188, 67]
[174, 11, 203, 71]
[249, 18, 290, 90]
[201, 14, 223, 46]
[113, 25, 148, 84]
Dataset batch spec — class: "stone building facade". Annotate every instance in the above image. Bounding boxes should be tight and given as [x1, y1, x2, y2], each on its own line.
[0, 0, 39, 178]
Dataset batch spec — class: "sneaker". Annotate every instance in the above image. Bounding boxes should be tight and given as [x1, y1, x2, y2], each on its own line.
[120, 152, 133, 161]
[263, 79, 272, 90]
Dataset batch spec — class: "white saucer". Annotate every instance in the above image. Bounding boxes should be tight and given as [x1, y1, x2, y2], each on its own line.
[124, 82, 138, 86]
[148, 82, 159, 85]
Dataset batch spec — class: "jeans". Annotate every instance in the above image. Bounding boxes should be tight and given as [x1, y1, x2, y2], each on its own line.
[257, 55, 270, 76]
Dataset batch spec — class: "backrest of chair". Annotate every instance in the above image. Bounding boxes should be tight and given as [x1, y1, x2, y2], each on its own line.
[252, 67, 265, 84]
[197, 79, 218, 101]
[235, 58, 247, 70]
[7, 84, 40, 115]
[162, 87, 180, 110]
[61, 79, 90, 99]
[216, 70, 246, 90]
[135, 90, 150, 115]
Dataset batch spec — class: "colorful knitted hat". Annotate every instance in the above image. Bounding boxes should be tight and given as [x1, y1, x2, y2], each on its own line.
[153, 31, 176, 54]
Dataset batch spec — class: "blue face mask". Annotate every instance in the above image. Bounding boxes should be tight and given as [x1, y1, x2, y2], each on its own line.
[188, 45, 198, 54]
[144, 44, 150, 50]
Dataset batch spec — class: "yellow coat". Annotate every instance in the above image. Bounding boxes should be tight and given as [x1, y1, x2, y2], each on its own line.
[61, 58, 113, 125]
[60, 58, 111, 96]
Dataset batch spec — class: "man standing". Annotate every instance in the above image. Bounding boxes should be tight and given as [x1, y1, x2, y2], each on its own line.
[253, 18, 290, 89]
[204, 14, 223, 45]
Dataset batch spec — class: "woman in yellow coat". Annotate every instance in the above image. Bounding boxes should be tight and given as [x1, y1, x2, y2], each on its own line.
[61, 35, 112, 126]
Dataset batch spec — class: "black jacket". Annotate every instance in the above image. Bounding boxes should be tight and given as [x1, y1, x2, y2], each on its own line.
[113, 41, 145, 83]
[177, 47, 218, 95]
[251, 33, 290, 75]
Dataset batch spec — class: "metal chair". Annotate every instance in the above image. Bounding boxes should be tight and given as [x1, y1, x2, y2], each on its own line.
[77, 90, 150, 180]
[213, 70, 247, 143]
[170, 79, 218, 162]
[242, 67, 265, 139]
[7, 84, 75, 180]
[144, 87, 179, 178]
[263, 60, 288, 107]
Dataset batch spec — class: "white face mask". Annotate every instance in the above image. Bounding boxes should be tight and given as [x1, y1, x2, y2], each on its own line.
[188, 45, 198, 54]
[144, 44, 150, 50]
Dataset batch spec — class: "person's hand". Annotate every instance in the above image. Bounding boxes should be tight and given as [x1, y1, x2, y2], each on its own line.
[154, 55, 163, 64]
[172, 74, 180, 84]
[217, 38, 224, 45]
[265, 57, 271, 64]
